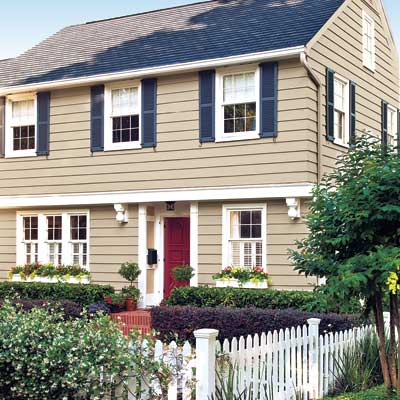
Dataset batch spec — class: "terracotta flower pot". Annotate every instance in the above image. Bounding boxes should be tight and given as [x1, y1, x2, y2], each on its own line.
[125, 297, 137, 312]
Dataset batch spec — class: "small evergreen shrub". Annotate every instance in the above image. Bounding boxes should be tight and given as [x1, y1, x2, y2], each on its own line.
[165, 286, 361, 314]
[0, 282, 114, 307]
[151, 305, 360, 343]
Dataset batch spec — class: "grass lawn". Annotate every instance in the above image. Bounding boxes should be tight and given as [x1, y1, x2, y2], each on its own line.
[324, 385, 397, 399]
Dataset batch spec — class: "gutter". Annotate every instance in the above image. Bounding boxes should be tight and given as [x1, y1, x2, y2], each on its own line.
[300, 51, 323, 183]
[0, 46, 305, 96]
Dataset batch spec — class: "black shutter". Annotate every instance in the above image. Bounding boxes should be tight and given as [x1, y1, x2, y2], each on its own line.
[199, 70, 215, 143]
[0, 97, 5, 157]
[260, 62, 278, 138]
[141, 78, 157, 148]
[326, 68, 335, 142]
[349, 81, 356, 145]
[381, 100, 388, 147]
[36, 92, 51, 156]
[90, 85, 104, 152]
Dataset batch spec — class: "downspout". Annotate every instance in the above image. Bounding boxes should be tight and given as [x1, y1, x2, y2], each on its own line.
[300, 51, 323, 183]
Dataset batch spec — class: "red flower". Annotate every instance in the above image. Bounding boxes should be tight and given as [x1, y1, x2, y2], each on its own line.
[106, 297, 112, 305]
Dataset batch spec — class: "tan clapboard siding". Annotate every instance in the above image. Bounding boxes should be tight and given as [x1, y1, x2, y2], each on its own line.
[90, 205, 138, 287]
[0, 60, 317, 196]
[0, 210, 16, 280]
[197, 200, 314, 289]
[308, 0, 399, 176]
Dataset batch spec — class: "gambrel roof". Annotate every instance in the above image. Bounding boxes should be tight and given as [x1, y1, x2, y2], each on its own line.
[0, 0, 344, 88]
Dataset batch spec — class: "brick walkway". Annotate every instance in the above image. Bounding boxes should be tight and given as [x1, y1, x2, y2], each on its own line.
[111, 309, 151, 336]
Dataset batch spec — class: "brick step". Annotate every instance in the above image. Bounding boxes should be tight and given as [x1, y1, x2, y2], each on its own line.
[111, 310, 151, 336]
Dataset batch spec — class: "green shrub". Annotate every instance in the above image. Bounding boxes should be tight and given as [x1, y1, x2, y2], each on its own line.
[324, 385, 395, 399]
[172, 264, 194, 282]
[0, 300, 131, 399]
[0, 281, 114, 307]
[165, 286, 361, 314]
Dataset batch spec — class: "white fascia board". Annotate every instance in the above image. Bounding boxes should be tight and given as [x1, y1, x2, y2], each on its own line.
[0, 46, 304, 96]
[0, 183, 314, 209]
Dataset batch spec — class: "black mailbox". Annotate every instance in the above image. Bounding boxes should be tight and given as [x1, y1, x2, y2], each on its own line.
[147, 249, 158, 265]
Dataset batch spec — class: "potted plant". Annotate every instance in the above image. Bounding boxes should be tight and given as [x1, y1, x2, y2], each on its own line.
[104, 293, 126, 313]
[119, 262, 141, 311]
[172, 264, 194, 286]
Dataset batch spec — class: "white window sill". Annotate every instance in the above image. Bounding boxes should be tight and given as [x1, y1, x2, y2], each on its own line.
[332, 138, 349, 149]
[215, 132, 260, 143]
[104, 142, 142, 152]
[363, 64, 375, 73]
[5, 150, 37, 158]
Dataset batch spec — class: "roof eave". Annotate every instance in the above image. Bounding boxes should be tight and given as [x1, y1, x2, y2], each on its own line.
[0, 45, 305, 95]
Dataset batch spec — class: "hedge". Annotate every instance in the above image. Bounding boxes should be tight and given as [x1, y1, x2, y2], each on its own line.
[165, 286, 362, 314]
[151, 305, 360, 343]
[0, 299, 82, 319]
[0, 282, 114, 307]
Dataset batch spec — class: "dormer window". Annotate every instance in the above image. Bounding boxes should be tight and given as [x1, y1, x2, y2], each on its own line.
[104, 82, 141, 151]
[362, 11, 375, 71]
[5, 95, 37, 158]
[215, 66, 259, 142]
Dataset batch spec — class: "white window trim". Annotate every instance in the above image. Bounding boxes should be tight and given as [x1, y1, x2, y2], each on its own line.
[215, 65, 260, 142]
[16, 210, 90, 269]
[222, 203, 267, 271]
[387, 104, 398, 145]
[104, 80, 142, 151]
[333, 74, 350, 148]
[5, 93, 37, 158]
[362, 10, 376, 72]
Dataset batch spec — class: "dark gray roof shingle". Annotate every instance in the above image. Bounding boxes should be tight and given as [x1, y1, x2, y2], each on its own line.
[0, 0, 344, 88]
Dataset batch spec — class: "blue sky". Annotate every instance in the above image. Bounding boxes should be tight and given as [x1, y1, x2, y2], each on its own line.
[0, 0, 399, 60]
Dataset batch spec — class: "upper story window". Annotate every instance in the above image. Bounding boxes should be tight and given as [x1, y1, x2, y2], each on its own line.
[216, 67, 259, 142]
[387, 105, 398, 146]
[362, 11, 375, 71]
[104, 82, 141, 151]
[333, 76, 349, 146]
[17, 211, 89, 268]
[5, 95, 36, 158]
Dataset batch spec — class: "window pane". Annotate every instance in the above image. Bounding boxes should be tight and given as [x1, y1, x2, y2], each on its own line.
[224, 119, 234, 134]
[12, 100, 34, 124]
[243, 242, 252, 268]
[13, 125, 35, 151]
[235, 104, 245, 118]
[252, 211, 261, 224]
[252, 225, 262, 239]
[224, 105, 234, 119]
[112, 87, 138, 116]
[240, 224, 251, 238]
[223, 72, 255, 104]
[235, 119, 245, 132]
[240, 211, 251, 225]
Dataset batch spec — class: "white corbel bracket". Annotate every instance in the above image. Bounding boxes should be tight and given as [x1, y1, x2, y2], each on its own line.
[114, 203, 129, 224]
[286, 198, 301, 220]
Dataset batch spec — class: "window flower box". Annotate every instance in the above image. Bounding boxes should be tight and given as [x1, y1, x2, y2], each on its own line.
[9, 263, 91, 285]
[215, 278, 268, 289]
[213, 266, 269, 289]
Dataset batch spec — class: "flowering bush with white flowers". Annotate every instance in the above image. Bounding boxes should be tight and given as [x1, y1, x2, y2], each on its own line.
[0, 300, 131, 399]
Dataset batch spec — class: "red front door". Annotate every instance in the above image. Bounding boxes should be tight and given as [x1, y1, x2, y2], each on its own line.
[164, 217, 190, 298]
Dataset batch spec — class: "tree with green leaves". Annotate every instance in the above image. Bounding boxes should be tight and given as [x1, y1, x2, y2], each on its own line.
[290, 135, 400, 392]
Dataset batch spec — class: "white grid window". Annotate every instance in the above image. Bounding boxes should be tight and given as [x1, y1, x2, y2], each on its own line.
[9, 99, 36, 154]
[363, 11, 375, 71]
[47, 216, 62, 265]
[334, 77, 349, 146]
[22, 216, 38, 264]
[228, 209, 263, 269]
[70, 215, 88, 267]
[17, 211, 89, 268]
[222, 72, 256, 136]
[387, 106, 398, 147]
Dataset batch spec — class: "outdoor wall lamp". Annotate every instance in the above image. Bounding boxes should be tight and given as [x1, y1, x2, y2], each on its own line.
[286, 198, 301, 220]
[114, 203, 129, 224]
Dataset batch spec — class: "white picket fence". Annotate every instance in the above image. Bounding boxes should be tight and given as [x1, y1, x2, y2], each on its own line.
[122, 316, 387, 400]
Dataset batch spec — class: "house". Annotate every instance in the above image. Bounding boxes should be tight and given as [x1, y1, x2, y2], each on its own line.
[0, 0, 398, 307]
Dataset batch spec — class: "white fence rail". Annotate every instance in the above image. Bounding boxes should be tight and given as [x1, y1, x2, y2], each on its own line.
[122, 317, 386, 400]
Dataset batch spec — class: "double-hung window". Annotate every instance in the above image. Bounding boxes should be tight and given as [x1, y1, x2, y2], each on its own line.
[6, 95, 36, 158]
[387, 106, 398, 147]
[104, 82, 141, 151]
[333, 76, 349, 146]
[216, 67, 259, 141]
[362, 11, 375, 71]
[17, 211, 89, 268]
[223, 204, 266, 270]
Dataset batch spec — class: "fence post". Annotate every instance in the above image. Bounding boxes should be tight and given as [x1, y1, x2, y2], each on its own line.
[384, 312, 390, 334]
[194, 328, 219, 400]
[307, 318, 321, 399]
